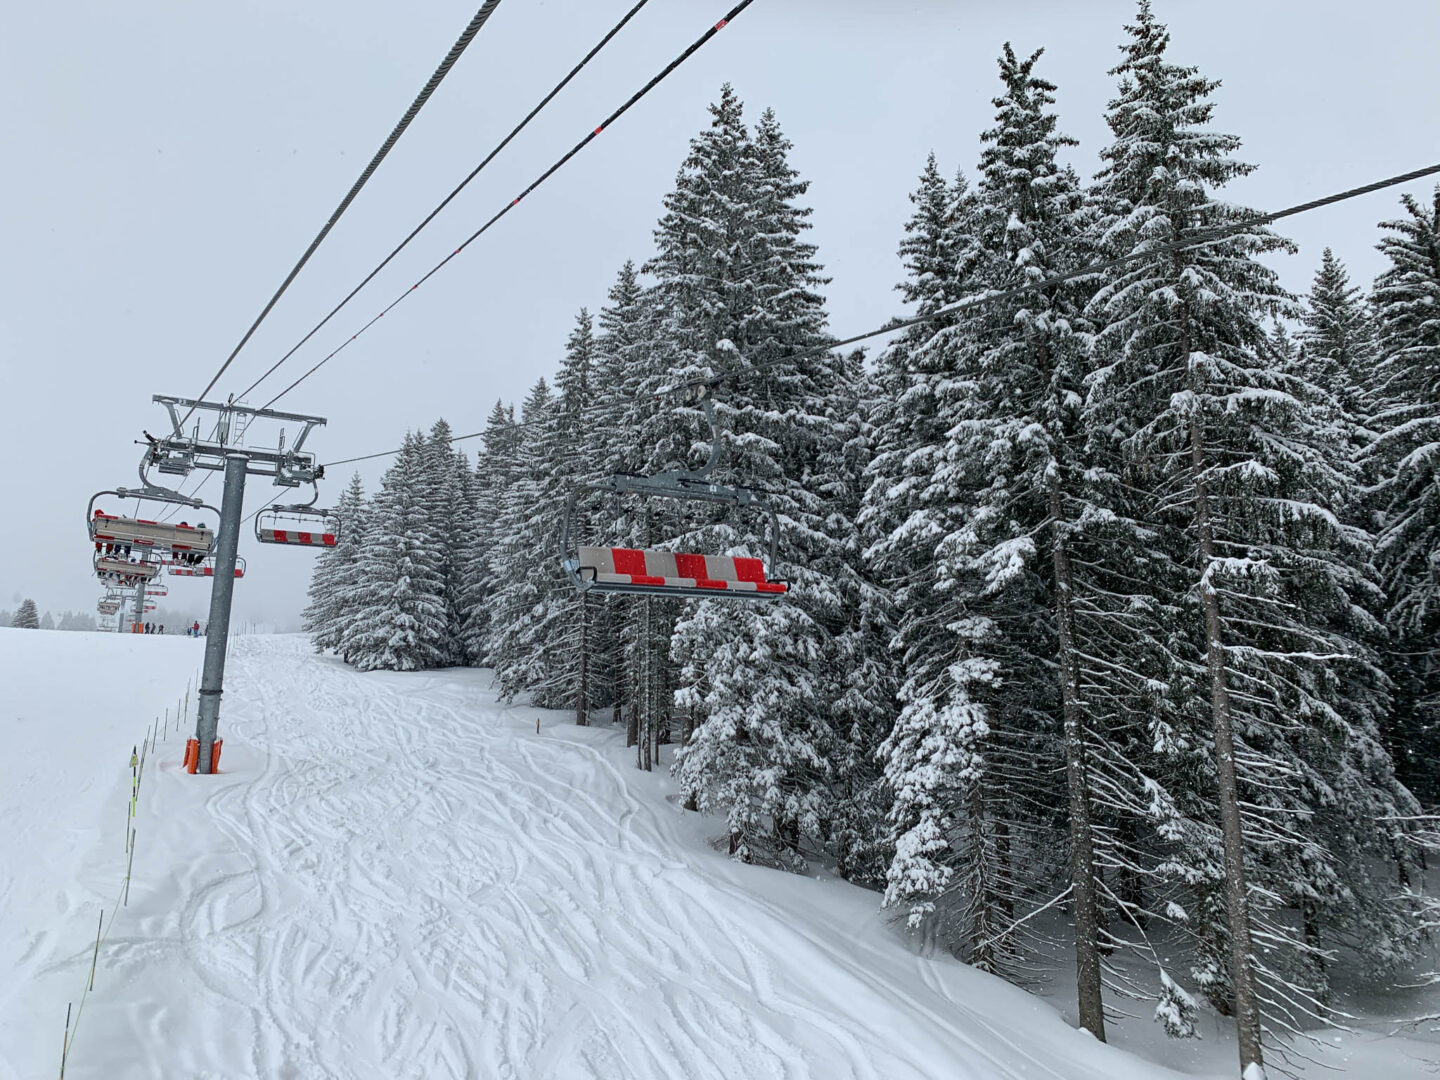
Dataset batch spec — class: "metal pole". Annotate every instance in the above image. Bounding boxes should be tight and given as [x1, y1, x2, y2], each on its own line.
[194, 454, 247, 775]
[132, 579, 146, 634]
[114, 593, 127, 634]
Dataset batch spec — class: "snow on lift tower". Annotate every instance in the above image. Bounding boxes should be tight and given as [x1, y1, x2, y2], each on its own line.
[559, 384, 787, 600]
[254, 483, 340, 547]
[140, 393, 328, 775]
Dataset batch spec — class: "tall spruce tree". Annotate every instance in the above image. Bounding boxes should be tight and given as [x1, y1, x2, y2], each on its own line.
[867, 156, 1008, 960]
[651, 88, 850, 868]
[953, 43, 1107, 1036]
[342, 433, 448, 672]
[12, 599, 39, 629]
[459, 401, 520, 666]
[1371, 188, 1440, 805]
[1089, 4, 1421, 1068]
[303, 472, 367, 660]
[554, 310, 601, 724]
[1302, 249, 1380, 438]
[488, 380, 573, 703]
[422, 419, 478, 666]
[591, 261, 652, 729]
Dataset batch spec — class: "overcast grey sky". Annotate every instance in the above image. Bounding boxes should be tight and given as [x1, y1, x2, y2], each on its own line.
[2, 0, 1437, 627]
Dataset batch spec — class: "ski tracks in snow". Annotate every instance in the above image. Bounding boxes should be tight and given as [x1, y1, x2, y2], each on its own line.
[109, 636, 1162, 1080]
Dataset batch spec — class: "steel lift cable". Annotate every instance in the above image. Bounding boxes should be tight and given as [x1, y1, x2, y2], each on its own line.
[257, 0, 760, 412]
[234, 0, 653, 406]
[178, 0, 506, 432]
[311, 160, 1440, 471]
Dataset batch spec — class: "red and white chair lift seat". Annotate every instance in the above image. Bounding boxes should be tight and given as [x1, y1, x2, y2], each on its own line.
[258, 527, 337, 547]
[91, 512, 213, 553]
[575, 546, 786, 596]
[168, 565, 245, 578]
[95, 557, 160, 582]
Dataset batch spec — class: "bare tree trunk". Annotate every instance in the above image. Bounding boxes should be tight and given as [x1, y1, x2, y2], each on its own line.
[576, 593, 589, 726]
[640, 597, 654, 772]
[1188, 404, 1265, 1079]
[612, 637, 624, 729]
[625, 655, 639, 748]
[968, 786, 998, 974]
[635, 600, 647, 766]
[1049, 479, 1107, 1042]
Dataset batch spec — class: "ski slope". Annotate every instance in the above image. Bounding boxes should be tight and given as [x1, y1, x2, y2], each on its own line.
[2, 629, 1436, 1078]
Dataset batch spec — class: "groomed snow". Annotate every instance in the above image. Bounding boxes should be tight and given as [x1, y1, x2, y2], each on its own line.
[2, 629, 1437, 1078]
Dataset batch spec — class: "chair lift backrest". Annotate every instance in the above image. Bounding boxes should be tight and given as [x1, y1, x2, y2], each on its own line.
[90, 512, 215, 553]
[570, 545, 786, 599]
[166, 556, 246, 578]
[254, 500, 339, 547]
[94, 555, 161, 582]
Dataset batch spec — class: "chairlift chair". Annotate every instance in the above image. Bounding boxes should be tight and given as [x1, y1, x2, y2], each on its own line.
[255, 488, 339, 547]
[87, 487, 217, 556]
[167, 555, 246, 579]
[559, 392, 787, 601]
[97, 598, 121, 616]
[93, 552, 162, 585]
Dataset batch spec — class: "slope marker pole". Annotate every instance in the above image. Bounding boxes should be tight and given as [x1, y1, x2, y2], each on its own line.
[124, 830, 136, 906]
[88, 911, 102, 991]
[59, 1002, 72, 1078]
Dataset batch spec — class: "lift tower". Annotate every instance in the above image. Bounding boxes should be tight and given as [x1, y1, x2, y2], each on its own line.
[145, 395, 327, 774]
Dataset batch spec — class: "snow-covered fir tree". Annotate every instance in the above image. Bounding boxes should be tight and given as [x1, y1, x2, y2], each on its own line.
[458, 401, 520, 666]
[422, 419, 479, 666]
[590, 261, 652, 730]
[550, 311, 603, 724]
[341, 433, 448, 672]
[647, 87, 850, 868]
[1371, 187, 1440, 805]
[1087, 3, 1423, 1066]
[488, 379, 573, 704]
[1302, 248, 1381, 439]
[12, 599, 39, 629]
[302, 472, 367, 661]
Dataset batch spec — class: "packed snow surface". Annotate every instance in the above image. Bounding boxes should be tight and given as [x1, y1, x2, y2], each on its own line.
[2, 629, 1437, 1078]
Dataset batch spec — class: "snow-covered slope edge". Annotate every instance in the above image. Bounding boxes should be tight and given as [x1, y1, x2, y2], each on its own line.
[6, 632, 1430, 1078]
[0, 626, 202, 1080]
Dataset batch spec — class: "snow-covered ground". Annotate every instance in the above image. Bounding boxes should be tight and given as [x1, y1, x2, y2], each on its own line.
[2, 628, 1437, 1078]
